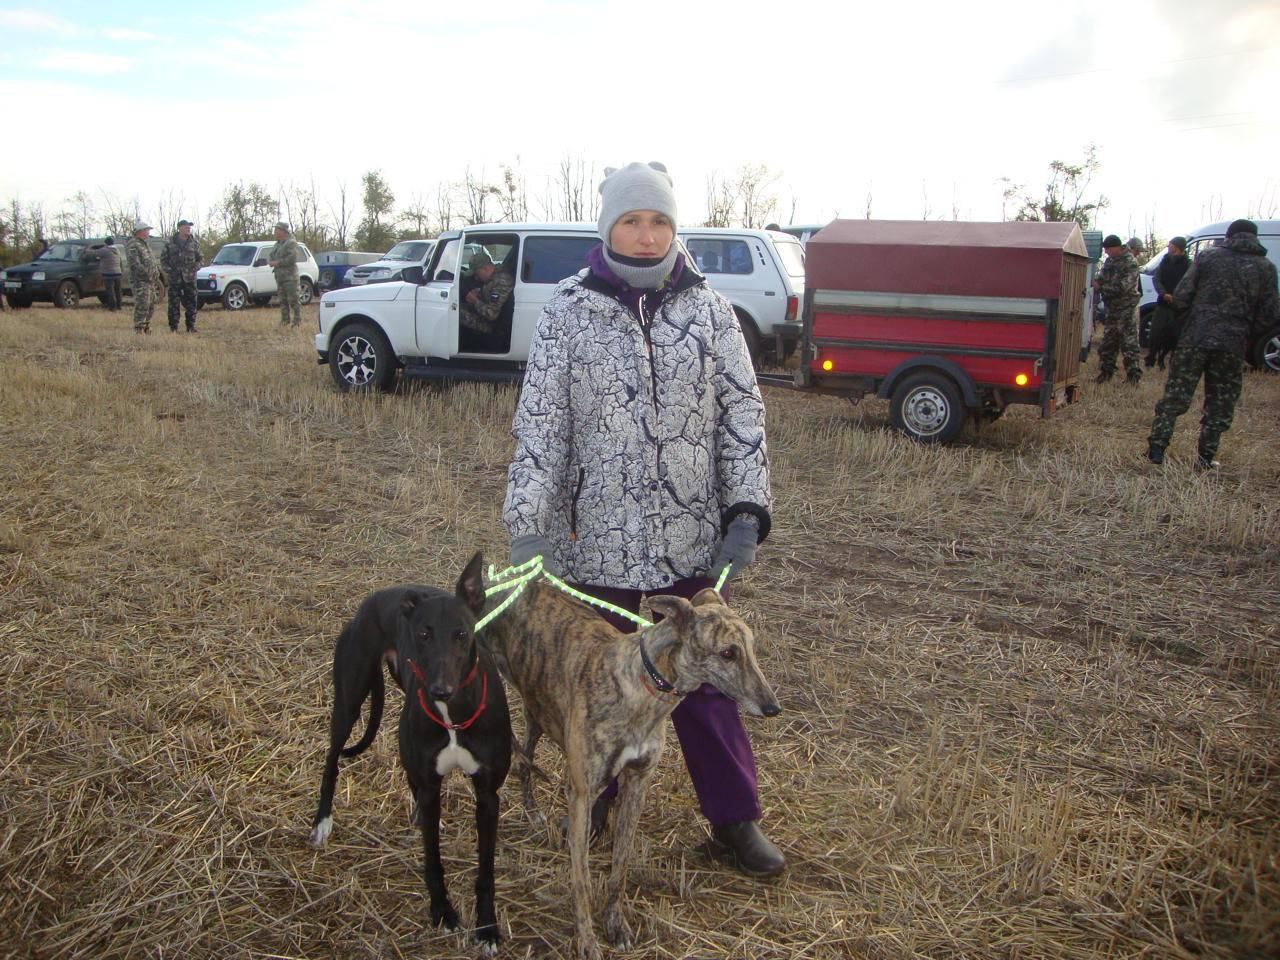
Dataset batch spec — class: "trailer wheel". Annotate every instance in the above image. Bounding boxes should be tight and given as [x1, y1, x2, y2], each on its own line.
[889, 372, 966, 444]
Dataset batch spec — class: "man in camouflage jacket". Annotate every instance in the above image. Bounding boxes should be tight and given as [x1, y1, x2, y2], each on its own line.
[1146, 218, 1280, 468]
[267, 221, 302, 326]
[126, 220, 159, 334]
[162, 219, 202, 332]
[460, 251, 514, 347]
[1093, 234, 1142, 383]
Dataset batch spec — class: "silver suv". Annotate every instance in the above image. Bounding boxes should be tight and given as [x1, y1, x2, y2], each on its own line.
[346, 239, 435, 286]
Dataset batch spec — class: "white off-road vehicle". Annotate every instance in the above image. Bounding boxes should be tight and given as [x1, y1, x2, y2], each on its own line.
[196, 240, 319, 310]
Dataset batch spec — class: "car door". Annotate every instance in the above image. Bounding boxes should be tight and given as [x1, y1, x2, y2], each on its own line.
[414, 238, 460, 356]
[682, 232, 775, 327]
[513, 232, 598, 360]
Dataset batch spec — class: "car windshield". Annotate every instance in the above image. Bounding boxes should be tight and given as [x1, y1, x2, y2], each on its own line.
[384, 241, 432, 261]
[211, 245, 258, 266]
[37, 243, 87, 261]
[773, 238, 806, 278]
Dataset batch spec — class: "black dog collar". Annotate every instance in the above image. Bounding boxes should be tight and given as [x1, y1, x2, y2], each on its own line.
[639, 634, 680, 697]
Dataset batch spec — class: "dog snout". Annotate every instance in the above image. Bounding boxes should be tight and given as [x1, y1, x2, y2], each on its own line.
[762, 701, 781, 718]
[428, 684, 455, 700]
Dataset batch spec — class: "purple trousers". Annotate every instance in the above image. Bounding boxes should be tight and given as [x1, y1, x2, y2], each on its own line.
[574, 576, 762, 828]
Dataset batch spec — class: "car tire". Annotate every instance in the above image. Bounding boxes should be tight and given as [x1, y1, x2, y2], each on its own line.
[299, 278, 314, 305]
[1138, 304, 1155, 348]
[329, 322, 397, 392]
[889, 371, 966, 444]
[53, 280, 80, 309]
[1250, 326, 1280, 373]
[734, 309, 762, 367]
[222, 283, 249, 310]
[319, 268, 336, 290]
[5, 293, 32, 309]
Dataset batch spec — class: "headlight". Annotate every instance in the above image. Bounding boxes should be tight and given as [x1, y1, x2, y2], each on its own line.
[32, 271, 45, 281]
[0, 271, 6, 280]
[369, 268, 391, 279]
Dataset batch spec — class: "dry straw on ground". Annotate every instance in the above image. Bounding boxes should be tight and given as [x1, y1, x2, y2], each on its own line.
[1, 304, 1277, 959]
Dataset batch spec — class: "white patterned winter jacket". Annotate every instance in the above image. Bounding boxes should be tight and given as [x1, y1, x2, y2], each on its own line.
[503, 265, 771, 591]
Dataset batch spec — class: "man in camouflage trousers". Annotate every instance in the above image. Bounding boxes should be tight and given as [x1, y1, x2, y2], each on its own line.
[162, 219, 202, 332]
[1093, 234, 1142, 384]
[267, 221, 302, 326]
[1146, 218, 1280, 469]
[126, 220, 160, 334]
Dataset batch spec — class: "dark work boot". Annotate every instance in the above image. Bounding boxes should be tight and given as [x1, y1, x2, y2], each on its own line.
[1194, 453, 1220, 472]
[1125, 368, 1142, 385]
[1145, 443, 1165, 465]
[708, 820, 786, 878]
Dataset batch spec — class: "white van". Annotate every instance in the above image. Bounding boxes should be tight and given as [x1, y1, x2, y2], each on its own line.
[315, 222, 801, 391]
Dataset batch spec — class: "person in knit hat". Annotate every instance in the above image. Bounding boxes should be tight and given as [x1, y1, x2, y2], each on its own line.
[503, 161, 784, 877]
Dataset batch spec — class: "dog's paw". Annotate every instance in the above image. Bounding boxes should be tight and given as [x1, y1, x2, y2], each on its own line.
[430, 901, 460, 931]
[603, 910, 632, 951]
[576, 938, 603, 960]
[308, 817, 332, 849]
[474, 924, 502, 956]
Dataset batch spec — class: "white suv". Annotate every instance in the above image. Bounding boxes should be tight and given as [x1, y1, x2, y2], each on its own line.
[315, 222, 801, 391]
[196, 240, 320, 310]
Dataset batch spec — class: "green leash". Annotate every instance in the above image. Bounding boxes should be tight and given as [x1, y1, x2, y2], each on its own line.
[477, 556, 733, 634]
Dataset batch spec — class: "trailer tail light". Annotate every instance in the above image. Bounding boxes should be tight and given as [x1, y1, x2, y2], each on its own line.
[821, 359, 834, 372]
[785, 295, 798, 322]
[1015, 373, 1029, 386]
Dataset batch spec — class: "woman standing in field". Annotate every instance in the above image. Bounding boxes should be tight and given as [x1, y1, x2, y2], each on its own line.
[503, 161, 783, 877]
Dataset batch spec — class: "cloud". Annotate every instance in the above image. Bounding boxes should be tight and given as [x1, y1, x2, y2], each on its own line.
[0, 8, 77, 34]
[37, 50, 136, 76]
[103, 27, 162, 42]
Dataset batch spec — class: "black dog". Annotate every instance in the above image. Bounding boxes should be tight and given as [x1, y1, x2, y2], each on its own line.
[308, 552, 512, 953]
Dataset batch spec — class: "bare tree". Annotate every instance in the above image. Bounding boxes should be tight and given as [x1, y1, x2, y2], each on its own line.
[736, 164, 779, 229]
[921, 180, 933, 221]
[328, 179, 354, 250]
[541, 155, 597, 222]
[495, 163, 529, 223]
[864, 183, 873, 220]
[99, 191, 136, 237]
[1001, 144, 1108, 228]
[461, 166, 499, 225]
[703, 172, 736, 227]
[400, 191, 433, 238]
[1248, 181, 1277, 219]
[153, 188, 189, 237]
[433, 181, 458, 234]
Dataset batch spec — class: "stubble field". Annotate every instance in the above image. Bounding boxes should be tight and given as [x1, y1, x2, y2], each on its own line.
[1, 303, 1277, 959]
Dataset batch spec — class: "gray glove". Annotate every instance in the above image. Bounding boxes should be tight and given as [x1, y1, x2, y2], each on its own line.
[510, 533, 559, 577]
[710, 515, 759, 582]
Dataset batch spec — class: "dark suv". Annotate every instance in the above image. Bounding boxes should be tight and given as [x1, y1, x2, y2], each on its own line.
[2, 236, 167, 309]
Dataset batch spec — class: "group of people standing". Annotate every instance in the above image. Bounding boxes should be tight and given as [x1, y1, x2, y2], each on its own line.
[1093, 221, 1278, 470]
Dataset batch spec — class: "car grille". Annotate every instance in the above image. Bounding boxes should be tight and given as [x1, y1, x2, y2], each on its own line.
[196, 278, 215, 290]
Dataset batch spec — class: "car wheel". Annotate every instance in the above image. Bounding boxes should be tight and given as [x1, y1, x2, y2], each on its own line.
[54, 280, 80, 309]
[889, 371, 966, 444]
[734, 309, 762, 367]
[5, 293, 32, 309]
[222, 283, 249, 310]
[1138, 304, 1154, 348]
[319, 268, 336, 290]
[329, 322, 397, 392]
[299, 278, 314, 305]
[1251, 326, 1280, 373]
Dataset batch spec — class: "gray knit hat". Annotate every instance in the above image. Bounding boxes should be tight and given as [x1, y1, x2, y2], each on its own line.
[597, 162, 677, 245]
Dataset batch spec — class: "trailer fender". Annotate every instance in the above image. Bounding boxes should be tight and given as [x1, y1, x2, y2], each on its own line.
[876, 357, 979, 409]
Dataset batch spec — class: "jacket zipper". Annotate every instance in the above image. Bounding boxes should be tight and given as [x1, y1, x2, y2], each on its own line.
[569, 467, 585, 540]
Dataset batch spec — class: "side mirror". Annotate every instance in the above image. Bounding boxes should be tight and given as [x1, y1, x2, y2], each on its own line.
[401, 266, 424, 285]
[254, 258, 268, 267]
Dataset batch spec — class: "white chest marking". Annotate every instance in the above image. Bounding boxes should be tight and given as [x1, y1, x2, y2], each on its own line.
[433, 701, 481, 776]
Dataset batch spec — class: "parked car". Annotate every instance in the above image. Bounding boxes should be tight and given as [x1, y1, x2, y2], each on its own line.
[2, 235, 166, 309]
[316, 250, 382, 290]
[315, 222, 801, 391]
[345, 239, 436, 286]
[196, 240, 319, 310]
[678, 226, 807, 362]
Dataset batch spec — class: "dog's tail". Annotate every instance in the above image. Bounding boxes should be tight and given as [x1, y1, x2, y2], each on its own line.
[341, 670, 384, 758]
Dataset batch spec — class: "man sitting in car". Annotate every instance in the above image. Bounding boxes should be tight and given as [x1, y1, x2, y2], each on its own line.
[460, 251, 514, 349]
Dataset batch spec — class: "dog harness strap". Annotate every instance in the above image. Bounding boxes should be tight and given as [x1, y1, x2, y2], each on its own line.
[415, 672, 489, 731]
[639, 635, 681, 699]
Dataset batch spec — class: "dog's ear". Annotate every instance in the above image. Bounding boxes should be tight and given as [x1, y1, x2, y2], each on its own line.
[647, 595, 695, 633]
[690, 588, 725, 609]
[457, 551, 486, 615]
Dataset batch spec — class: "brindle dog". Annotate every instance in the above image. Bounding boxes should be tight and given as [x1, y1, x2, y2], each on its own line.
[485, 581, 779, 960]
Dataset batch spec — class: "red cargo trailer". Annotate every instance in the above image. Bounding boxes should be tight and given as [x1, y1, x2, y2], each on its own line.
[759, 219, 1090, 443]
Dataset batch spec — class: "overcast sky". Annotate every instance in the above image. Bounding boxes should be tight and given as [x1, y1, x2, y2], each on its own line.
[1, 0, 1276, 240]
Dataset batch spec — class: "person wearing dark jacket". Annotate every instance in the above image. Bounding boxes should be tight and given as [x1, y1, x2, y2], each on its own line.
[1146, 219, 1280, 469]
[96, 237, 124, 312]
[1145, 236, 1191, 368]
[504, 161, 783, 878]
